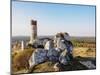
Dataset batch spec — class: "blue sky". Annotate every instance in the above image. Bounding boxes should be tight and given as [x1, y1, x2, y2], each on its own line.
[12, 1, 96, 37]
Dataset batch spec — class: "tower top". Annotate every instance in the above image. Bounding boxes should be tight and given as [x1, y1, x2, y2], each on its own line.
[31, 20, 37, 25]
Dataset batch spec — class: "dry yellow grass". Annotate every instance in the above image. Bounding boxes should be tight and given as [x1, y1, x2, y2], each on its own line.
[12, 48, 35, 73]
[33, 62, 55, 73]
[73, 47, 96, 58]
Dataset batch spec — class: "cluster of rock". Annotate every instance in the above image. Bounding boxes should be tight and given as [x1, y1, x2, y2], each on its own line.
[28, 32, 73, 71]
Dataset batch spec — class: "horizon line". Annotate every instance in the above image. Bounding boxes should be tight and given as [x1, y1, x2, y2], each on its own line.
[12, 35, 96, 37]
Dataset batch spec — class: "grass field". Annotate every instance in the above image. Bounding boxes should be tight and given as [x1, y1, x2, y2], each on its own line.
[11, 46, 96, 74]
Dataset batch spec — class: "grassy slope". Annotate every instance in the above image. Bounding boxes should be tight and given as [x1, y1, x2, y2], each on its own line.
[12, 48, 34, 73]
[12, 47, 96, 74]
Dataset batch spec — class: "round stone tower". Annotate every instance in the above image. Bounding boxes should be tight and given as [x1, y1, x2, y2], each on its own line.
[29, 19, 37, 45]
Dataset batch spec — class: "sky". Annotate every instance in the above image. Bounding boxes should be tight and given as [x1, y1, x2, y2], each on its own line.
[12, 1, 96, 37]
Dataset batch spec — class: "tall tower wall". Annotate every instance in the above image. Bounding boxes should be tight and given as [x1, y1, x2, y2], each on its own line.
[29, 20, 37, 44]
